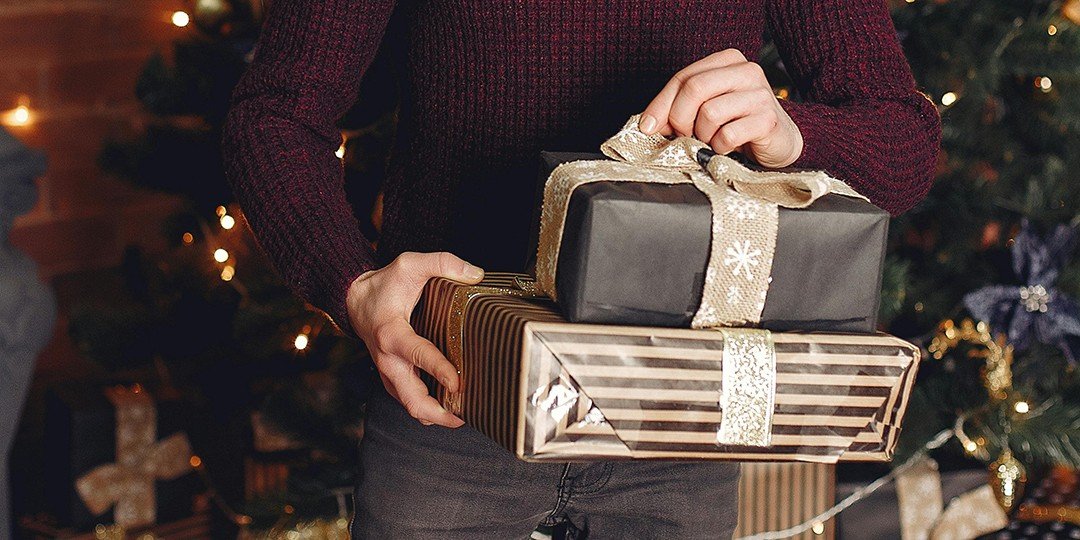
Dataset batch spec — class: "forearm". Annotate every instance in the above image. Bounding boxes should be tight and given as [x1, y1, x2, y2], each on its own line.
[768, 0, 941, 216]
[222, 0, 396, 334]
[782, 95, 940, 216]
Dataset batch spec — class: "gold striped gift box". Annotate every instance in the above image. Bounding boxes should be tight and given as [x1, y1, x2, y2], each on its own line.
[413, 273, 920, 463]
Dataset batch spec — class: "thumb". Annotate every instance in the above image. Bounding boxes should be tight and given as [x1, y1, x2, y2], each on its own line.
[406, 252, 485, 284]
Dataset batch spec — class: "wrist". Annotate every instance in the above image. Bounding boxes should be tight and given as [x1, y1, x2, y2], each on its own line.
[346, 269, 379, 337]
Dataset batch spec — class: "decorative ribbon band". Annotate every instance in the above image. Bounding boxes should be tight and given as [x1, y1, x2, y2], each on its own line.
[717, 328, 776, 447]
[536, 115, 868, 328]
[896, 456, 1008, 539]
[442, 276, 546, 415]
[75, 385, 194, 529]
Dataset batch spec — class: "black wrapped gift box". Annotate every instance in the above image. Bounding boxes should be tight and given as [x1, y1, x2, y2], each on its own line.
[536, 152, 890, 333]
[43, 383, 202, 531]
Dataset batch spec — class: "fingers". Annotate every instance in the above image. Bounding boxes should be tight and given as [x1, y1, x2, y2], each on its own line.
[640, 48, 749, 136]
[692, 89, 774, 144]
[666, 62, 766, 138]
[376, 318, 460, 393]
[708, 113, 778, 156]
[395, 251, 484, 285]
[380, 359, 464, 428]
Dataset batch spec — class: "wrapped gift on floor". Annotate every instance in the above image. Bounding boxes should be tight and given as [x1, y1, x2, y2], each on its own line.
[43, 383, 201, 532]
[532, 115, 889, 333]
[413, 273, 920, 462]
[736, 463, 836, 540]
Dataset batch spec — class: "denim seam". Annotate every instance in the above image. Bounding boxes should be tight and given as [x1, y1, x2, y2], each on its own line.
[541, 463, 574, 526]
[573, 462, 613, 495]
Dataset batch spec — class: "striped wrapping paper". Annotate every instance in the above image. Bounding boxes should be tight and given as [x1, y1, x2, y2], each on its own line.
[413, 274, 920, 463]
[735, 463, 836, 540]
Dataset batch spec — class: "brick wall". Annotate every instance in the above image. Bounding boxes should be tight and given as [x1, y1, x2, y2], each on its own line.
[2, 0, 193, 277]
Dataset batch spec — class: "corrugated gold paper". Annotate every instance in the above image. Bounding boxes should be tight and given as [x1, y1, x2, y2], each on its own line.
[413, 274, 920, 463]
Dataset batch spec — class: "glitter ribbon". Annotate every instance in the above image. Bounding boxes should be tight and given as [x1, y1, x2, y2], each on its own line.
[75, 386, 194, 529]
[536, 115, 868, 328]
[717, 328, 776, 447]
[442, 277, 546, 415]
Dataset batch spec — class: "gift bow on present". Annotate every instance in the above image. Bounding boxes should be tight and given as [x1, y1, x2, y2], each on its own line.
[536, 115, 868, 329]
[896, 457, 1008, 540]
[75, 386, 194, 529]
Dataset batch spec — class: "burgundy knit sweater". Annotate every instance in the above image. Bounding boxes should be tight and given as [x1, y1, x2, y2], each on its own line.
[223, 0, 941, 335]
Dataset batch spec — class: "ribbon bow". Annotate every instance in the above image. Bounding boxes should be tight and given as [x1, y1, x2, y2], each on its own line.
[536, 115, 867, 328]
[75, 386, 194, 529]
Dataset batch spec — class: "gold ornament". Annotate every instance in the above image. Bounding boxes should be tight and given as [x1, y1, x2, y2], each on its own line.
[929, 319, 1013, 401]
[989, 449, 1027, 512]
[1064, 0, 1080, 25]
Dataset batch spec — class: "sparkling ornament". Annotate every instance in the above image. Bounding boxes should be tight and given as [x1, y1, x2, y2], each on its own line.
[963, 220, 1080, 364]
[990, 449, 1027, 512]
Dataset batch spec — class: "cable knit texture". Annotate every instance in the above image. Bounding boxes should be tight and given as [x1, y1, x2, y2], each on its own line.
[223, 0, 941, 336]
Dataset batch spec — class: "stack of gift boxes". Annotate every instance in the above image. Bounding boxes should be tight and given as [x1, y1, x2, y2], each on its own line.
[412, 116, 922, 539]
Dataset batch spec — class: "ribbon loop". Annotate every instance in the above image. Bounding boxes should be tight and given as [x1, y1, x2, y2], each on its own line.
[537, 115, 867, 329]
[75, 386, 194, 529]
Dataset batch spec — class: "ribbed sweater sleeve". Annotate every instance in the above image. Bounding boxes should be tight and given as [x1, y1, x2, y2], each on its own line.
[223, 0, 396, 335]
[766, 0, 941, 216]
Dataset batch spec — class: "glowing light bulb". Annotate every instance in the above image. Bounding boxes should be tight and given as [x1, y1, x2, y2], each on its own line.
[189, 455, 202, 468]
[335, 142, 346, 159]
[1048, 24, 1058, 36]
[220, 265, 235, 281]
[214, 248, 229, 263]
[294, 333, 309, 351]
[812, 522, 826, 535]
[172, 11, 190, 27]
[220, 214, 236, 230]
[1014, 401, 1029, 414]
[182, 232, 194, 245]
[216, 205, 227, 217]
[964, 440, 978, 453]
[1036, 77, 1053, 92]
[940, 92, 957, 106]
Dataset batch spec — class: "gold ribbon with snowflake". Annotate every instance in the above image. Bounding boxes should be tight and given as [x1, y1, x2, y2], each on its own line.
[536, 115, 867, 328]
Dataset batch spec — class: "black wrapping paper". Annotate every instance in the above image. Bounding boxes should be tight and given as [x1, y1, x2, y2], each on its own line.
[538, 151, 889, 333]
[42, 384, 201, 531]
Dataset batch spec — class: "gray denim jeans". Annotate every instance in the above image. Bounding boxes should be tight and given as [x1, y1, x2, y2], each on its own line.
[352, 383, 741, 539]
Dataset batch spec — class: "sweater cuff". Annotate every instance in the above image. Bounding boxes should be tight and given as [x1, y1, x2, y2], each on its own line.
[779, 99, 833, 173]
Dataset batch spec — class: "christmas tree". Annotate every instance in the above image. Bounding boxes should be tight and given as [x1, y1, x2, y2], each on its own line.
[68, 0, 1080, 533]
[69, 0, 396, 532]
[883, 0, 1080, 510]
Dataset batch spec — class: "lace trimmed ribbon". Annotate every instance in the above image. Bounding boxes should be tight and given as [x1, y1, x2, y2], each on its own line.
[535, 115, 868, 328]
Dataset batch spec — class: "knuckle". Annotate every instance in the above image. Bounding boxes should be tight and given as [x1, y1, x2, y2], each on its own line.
[756, 88, 775, 105]
[716, 128, 738, 148]
[701, 103, 723, 124]
[742, 61, 766, 80]
[721, 48, 747, 62]
[683, 75, 710, 98]
[435, 252, 457, 275]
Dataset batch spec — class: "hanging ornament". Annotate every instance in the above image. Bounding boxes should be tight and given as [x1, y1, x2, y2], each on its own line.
[929, 318, 1014, 401]
[1064, 0, 1080, 25]
[963, 219, 1080, 364]
[989, 448, 1027, 512]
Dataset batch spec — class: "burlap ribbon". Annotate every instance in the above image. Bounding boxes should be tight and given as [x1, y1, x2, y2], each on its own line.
[896, 457, 1008, 540]
[75, 386, 194, 529]
[536, 115, 868, 328]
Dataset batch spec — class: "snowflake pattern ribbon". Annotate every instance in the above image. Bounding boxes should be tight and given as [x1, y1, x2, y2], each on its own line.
[535, 115, 868, 328]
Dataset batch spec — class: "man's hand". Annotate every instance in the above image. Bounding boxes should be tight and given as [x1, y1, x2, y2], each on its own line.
[347, 252, 485, 428]
[639, 49, 803, 169]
